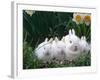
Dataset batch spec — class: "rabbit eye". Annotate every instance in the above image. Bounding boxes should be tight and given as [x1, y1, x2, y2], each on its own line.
[69, 40, 72, 43]
[44, 47, 45, 50]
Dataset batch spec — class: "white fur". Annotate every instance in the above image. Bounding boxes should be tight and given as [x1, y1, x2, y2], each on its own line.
[63, 29, 82, 60]
[49, 37, 66, 61]
[34, 29, 90, 62]
[35, 38, 53, 62]
[79, 36, 90, 54]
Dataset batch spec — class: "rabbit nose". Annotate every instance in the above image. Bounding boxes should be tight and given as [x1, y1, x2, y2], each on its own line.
[74, 46, 78, 51]
[45, 52, 50, 56]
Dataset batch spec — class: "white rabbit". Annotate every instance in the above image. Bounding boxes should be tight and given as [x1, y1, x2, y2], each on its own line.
[63, 29, 82, 60]
[35, 38, 53, 63]
[34, 29, 90, 63]
[79, 36, 90, 54]
[49, 37, 59, 60]
[54, 37, 66, 61]
[64, 29, 80, 44]
[47, 37, 66, 64]
[35, 38, 48, 59]
[56, 37, 69, 64]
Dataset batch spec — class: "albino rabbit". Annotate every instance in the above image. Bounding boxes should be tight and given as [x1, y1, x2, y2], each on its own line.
[34, 29, 90, 63]
[79, 36, 90, 54]
[64, 29, 80, 44]
[53, 37, 66, 61]
[56, 37, 68, 64]
[63, 29, 82, 60]
[47, 37, 66, 64]
[35, 38, 53, 63]
[49, 37, 59, 60]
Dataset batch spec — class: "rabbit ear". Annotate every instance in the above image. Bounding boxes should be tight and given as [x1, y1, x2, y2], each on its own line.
[55, 37, 59, 42]
[83, 36, 86, 40]
[72, 29, 75, 35]
[45, 38, 48, 42]
[69, 29, 72, 35]
[61, 37, 65, 42]
[81, 36, 84, 40]
[49, 38, 53, 43]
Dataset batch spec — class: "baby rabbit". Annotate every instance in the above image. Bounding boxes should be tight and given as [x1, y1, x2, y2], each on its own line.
[63, 29, 82, 60]
[35, 38, 53, 63]
[79, 36, 90, 54]
[47, 37, 66, 64]
[64, 29, 80, 44]
[53, 37, 66, 60]
[34, 29, 90, 63]
[49, 37, 59, 60]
